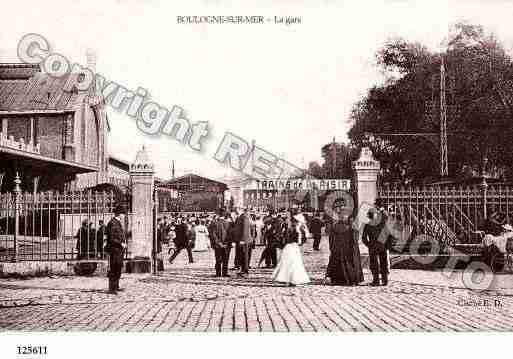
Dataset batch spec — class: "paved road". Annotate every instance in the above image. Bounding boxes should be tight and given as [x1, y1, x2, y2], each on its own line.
[1, 239, 513, 331]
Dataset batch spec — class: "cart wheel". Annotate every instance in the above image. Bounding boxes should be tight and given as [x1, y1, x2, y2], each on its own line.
[490, 252, 505, 273]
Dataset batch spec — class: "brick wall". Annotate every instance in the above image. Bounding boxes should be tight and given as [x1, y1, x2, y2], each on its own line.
[84, 106, 99, 167]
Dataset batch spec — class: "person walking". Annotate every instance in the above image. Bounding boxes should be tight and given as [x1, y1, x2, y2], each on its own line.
[258, 211, 273, 267]
[259, 210, 284, 268]
[310, 212, 324, 251]
[168, 217, 194, 264]
[272, 213, 310, 286]
[106, 206, 126, 294]
[253, 214, 264, 246]
[248, 212, 257, 266]
[362, 208, 392, 286]
[326, 213, 363, 286]
[193, 219, 209, 252]
[161, 216, 171, 245]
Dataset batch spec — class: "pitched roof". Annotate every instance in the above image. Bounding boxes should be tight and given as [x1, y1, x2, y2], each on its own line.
[161, 173, 227, 189]
[0, 71, 91, 112]
[108, 155, 130, 172]
[0, 63, 41, 80]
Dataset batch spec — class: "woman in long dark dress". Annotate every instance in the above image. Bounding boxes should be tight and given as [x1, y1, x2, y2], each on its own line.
[350, 215, 365, 284]
[326, 214, 364, 286]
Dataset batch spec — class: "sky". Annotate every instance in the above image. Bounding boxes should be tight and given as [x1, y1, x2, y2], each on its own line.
[2, 0, 513, 181]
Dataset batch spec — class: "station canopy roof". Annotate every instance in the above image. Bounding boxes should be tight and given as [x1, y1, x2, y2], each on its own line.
[0, 146, 98, 176]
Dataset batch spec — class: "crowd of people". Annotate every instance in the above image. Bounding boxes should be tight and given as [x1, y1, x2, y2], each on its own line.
[153, 203, 394, 287]
[84, 202, 513, 294]
[76, 201, 396, 294]
[73, 200, 396, 294]
[75, 219, 107, 260]
[78, 197, 513, 295]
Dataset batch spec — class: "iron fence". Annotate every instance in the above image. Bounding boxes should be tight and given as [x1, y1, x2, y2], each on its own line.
[0, 190, 119, 262]
[377, 182, 513, 252]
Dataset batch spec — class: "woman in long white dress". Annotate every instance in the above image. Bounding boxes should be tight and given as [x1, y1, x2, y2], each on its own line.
[193, 220, 210, 252]
[272, 213, 310, 286]
[253, 215, 264, 246]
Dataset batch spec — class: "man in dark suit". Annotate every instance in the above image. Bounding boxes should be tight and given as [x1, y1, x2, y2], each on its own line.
[232, 210, 243, 271]
[96, 220, 106, 259]
[76, 219, 91, 260]
[259, 210, 283, 268]
[168, 217, 194, 264]
[209, 209, 231, 277]
[362, 208, 391, 286]
[310, 212, 324, 251]
[235, 208, 256, 277]
[106, 206, 126, 294]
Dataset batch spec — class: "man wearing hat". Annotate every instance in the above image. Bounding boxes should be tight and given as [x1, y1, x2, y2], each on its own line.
[310, 212, 324, 251]
[235, 207, 256, 277]
[259, 208, 281, 268]
[168, 216, 194, 264]
[106, 205, 126, 294]
[209, 209, 232, 277]
[362, 207, 391, 286]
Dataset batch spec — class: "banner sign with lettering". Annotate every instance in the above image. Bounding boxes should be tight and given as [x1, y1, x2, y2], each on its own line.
[247, 179, 351, 191]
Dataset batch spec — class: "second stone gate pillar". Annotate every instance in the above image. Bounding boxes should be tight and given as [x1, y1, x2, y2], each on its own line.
[352, 147, 381, 233]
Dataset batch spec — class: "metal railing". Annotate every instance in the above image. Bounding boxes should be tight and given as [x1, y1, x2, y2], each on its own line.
[0, 183, 118, 262]
[377, 182, 513, 252]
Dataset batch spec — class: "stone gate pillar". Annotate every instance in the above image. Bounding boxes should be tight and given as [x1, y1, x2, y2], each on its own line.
[353, 147, 380, 231]
[128, 146, 154, 271]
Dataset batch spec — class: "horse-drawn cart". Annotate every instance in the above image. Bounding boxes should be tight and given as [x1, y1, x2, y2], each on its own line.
[455, 228, 513, 273]
[481, 229, 513, 273]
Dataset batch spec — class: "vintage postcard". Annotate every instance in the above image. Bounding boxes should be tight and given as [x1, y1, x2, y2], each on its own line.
[0, 1, 512, 354]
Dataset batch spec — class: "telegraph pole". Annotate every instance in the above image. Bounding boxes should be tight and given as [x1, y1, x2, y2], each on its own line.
[440, 56, 448, 177]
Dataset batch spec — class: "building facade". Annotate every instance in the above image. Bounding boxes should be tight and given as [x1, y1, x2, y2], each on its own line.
[157, 174, 227, 212]
[0, 63, 110, 192]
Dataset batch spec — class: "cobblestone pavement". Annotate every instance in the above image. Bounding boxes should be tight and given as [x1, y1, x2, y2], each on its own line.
[1, 239, 513, 332]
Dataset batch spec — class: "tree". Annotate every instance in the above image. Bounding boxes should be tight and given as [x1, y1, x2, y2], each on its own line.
[307, 161, 324, 178]
[321, 141, 357, 179]
[349, 22, 513, 184]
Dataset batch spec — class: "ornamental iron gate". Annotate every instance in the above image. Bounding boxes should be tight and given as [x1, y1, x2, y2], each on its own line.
[377, 182, 513, 252]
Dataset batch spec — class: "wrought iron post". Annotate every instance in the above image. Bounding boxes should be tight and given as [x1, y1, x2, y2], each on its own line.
[481, 177, 488, 222]
[12, 172, 21, 262]
[0, 172, 5, 192]
[481, 157, 488, 221]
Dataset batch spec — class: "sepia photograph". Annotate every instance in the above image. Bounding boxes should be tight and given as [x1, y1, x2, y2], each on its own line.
[0, 1, 512, 357]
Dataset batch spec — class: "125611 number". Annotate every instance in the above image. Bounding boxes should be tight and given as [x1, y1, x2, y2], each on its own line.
[17, 346, 47, 355]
